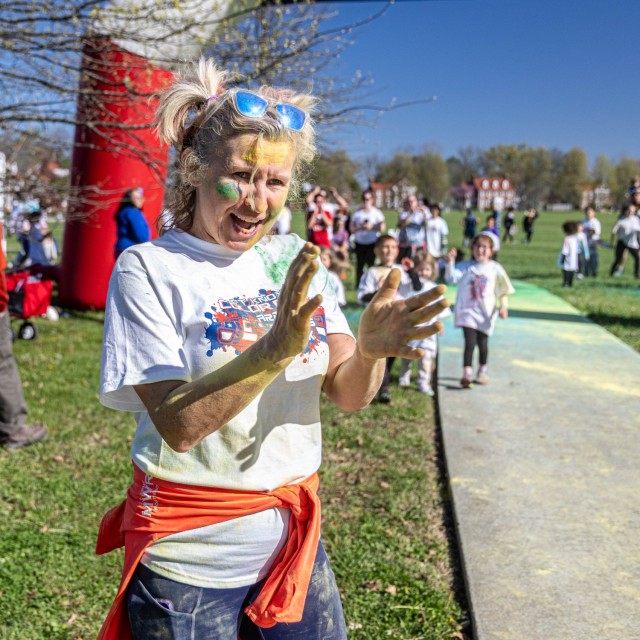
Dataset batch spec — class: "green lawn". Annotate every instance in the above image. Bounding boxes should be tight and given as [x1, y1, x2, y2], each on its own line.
[2, 206, 636, 638]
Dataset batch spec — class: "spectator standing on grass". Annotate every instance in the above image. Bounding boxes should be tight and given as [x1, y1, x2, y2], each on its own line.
[575, 221, 590, 280]
[445, 232, 514, 389]
[397, 251, 450, 396]
[558, 221, 580, 287]
[522, 208, 538, 244]
[305, 185, 348, 249]
[20, 207, 61, 283]
[582, 206, 601, 277]
[424, 203, 448, 260]
[331, 213, 351, 277]
[397, 194, 427, 260]
[96, 58, 449, 640]
[114, 187, 150, 259]
[502, 206, 516, 243]
[0, 241, 47, 449]
[461, 208, 479, 247]
[610, 204, 640, 278]
[350, 189, 386, 287]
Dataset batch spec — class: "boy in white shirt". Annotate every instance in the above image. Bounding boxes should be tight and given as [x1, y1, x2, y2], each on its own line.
[358, 235, 413, 403]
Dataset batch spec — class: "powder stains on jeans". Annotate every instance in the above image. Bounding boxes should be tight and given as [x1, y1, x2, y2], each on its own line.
[254, 241, 299, 285]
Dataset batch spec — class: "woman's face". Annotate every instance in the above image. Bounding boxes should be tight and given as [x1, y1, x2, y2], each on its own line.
[131, 189, 144, 209]
[192, 134, 294, 251]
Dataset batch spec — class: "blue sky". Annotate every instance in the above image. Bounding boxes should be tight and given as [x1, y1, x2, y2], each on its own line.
[323, 0, 639, 168]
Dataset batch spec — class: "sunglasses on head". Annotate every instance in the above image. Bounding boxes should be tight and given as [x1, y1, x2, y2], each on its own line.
[212, 89, 308, 132]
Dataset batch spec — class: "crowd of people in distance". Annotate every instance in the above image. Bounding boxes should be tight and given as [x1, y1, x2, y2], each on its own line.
[289, 185, 516, 397]
[558, 181, 640, 286]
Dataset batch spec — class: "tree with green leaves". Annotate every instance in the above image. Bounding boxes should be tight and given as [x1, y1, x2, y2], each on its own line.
[550, 147, 589, 206]
[306, 150, 361, 203]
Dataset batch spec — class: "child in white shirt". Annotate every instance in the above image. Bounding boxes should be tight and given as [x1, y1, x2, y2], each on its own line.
[358, 235, 412, 403]
[397, 252, 450, 396]
[558, 221, 580, 287]
[445, 232, 515, 388]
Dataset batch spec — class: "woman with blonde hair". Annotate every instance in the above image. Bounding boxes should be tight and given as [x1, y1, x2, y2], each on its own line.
[97, 58, 448, 639]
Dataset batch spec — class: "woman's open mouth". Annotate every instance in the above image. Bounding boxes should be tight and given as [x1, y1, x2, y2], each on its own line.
[230, 213, 262, 236]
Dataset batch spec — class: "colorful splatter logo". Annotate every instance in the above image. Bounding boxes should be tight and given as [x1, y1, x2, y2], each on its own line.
[469, 274, 488, 300]
[204, 288, 327, 357]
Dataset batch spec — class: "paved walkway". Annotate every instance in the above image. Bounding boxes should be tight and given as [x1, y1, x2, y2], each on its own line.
[437, 281, 640, 640]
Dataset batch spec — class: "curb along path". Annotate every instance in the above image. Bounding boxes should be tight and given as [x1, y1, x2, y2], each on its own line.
[437, 281, 640, 640]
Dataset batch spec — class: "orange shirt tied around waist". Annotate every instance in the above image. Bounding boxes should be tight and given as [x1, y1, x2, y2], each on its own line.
[96, 463, 321, 639]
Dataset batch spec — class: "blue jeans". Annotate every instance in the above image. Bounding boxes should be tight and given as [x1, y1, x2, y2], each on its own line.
[127, 540, 347, 640]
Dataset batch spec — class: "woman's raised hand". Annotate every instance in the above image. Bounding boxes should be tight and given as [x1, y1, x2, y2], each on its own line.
[263, 243, 323, 366]
[357, 269, 449, 361]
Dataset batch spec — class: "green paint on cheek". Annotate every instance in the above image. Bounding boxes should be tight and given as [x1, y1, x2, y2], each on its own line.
[216, 181, 242, 200]
[254, 241, 300, 285]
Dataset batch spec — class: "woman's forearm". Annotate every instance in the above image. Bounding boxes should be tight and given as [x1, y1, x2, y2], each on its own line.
[144, 336, 290, 452]
[323, 343, 385, 412]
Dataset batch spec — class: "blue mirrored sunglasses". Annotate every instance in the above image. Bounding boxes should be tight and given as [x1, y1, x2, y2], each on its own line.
[214, 89, 308, 132]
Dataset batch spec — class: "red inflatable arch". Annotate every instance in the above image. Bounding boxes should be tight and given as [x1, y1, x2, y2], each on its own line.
[59, 39, 172, 310]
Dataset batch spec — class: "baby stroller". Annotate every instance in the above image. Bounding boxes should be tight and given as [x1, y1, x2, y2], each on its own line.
[6, 271, 53, 340]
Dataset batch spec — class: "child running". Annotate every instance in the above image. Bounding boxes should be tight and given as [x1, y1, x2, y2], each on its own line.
[445, 232, 515, 388]
[397, 251, 450, 396]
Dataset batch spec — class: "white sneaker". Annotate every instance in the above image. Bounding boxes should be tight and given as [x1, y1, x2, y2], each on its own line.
[398, 374, 411, 388]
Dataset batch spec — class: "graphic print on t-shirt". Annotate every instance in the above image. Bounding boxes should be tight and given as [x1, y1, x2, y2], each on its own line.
[469, 273, 488, 300]
[204, 288, 327, 357]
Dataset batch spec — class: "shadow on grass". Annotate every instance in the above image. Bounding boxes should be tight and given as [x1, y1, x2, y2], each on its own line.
[587, 313, 640, 329]
[432, 360, 473, 639]
[509, 309, 591, 323]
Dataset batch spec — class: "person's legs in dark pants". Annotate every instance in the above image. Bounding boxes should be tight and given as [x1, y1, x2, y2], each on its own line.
[475, 330, 490, 384]
[354, 242, 376, 288]
[0, 313, 46, 448]
[461, 327, 477, 387]
[586, 247, 598, 277]
[562, 270, 574, 287]
[611, 240, 626, 275]
[629, 247, 640, 278]
[377, 357, 395, 403]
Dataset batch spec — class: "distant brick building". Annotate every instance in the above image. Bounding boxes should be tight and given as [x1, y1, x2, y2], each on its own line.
[369, 179, 417, 209]
[578, 183, 611, 210]
[451, 177, 516, 211]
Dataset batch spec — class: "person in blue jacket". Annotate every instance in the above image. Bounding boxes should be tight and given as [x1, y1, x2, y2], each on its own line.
[114, 187, 150, 258]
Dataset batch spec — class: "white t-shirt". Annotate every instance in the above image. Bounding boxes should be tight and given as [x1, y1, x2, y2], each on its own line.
[612, 216, 640, 249]
[582, 217, 601, 247]
[350, 207, 385, 245]
[397, 209, 427, 247]
[397, 279, 450, 353]
[445, 260, 515, 335]
[100, 230, 353, 588]
[425, 217, 449, 258]
[357, 264, 411, 303]
[559, 235, 579, 271]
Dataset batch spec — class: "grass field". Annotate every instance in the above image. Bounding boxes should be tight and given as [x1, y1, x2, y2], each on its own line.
[2, 207, 636, 638]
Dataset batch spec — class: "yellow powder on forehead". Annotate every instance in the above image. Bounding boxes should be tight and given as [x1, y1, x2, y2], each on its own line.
[241, 138, 293, 165]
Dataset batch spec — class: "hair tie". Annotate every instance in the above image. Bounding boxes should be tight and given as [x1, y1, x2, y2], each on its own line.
[207, 94, 218, 103]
